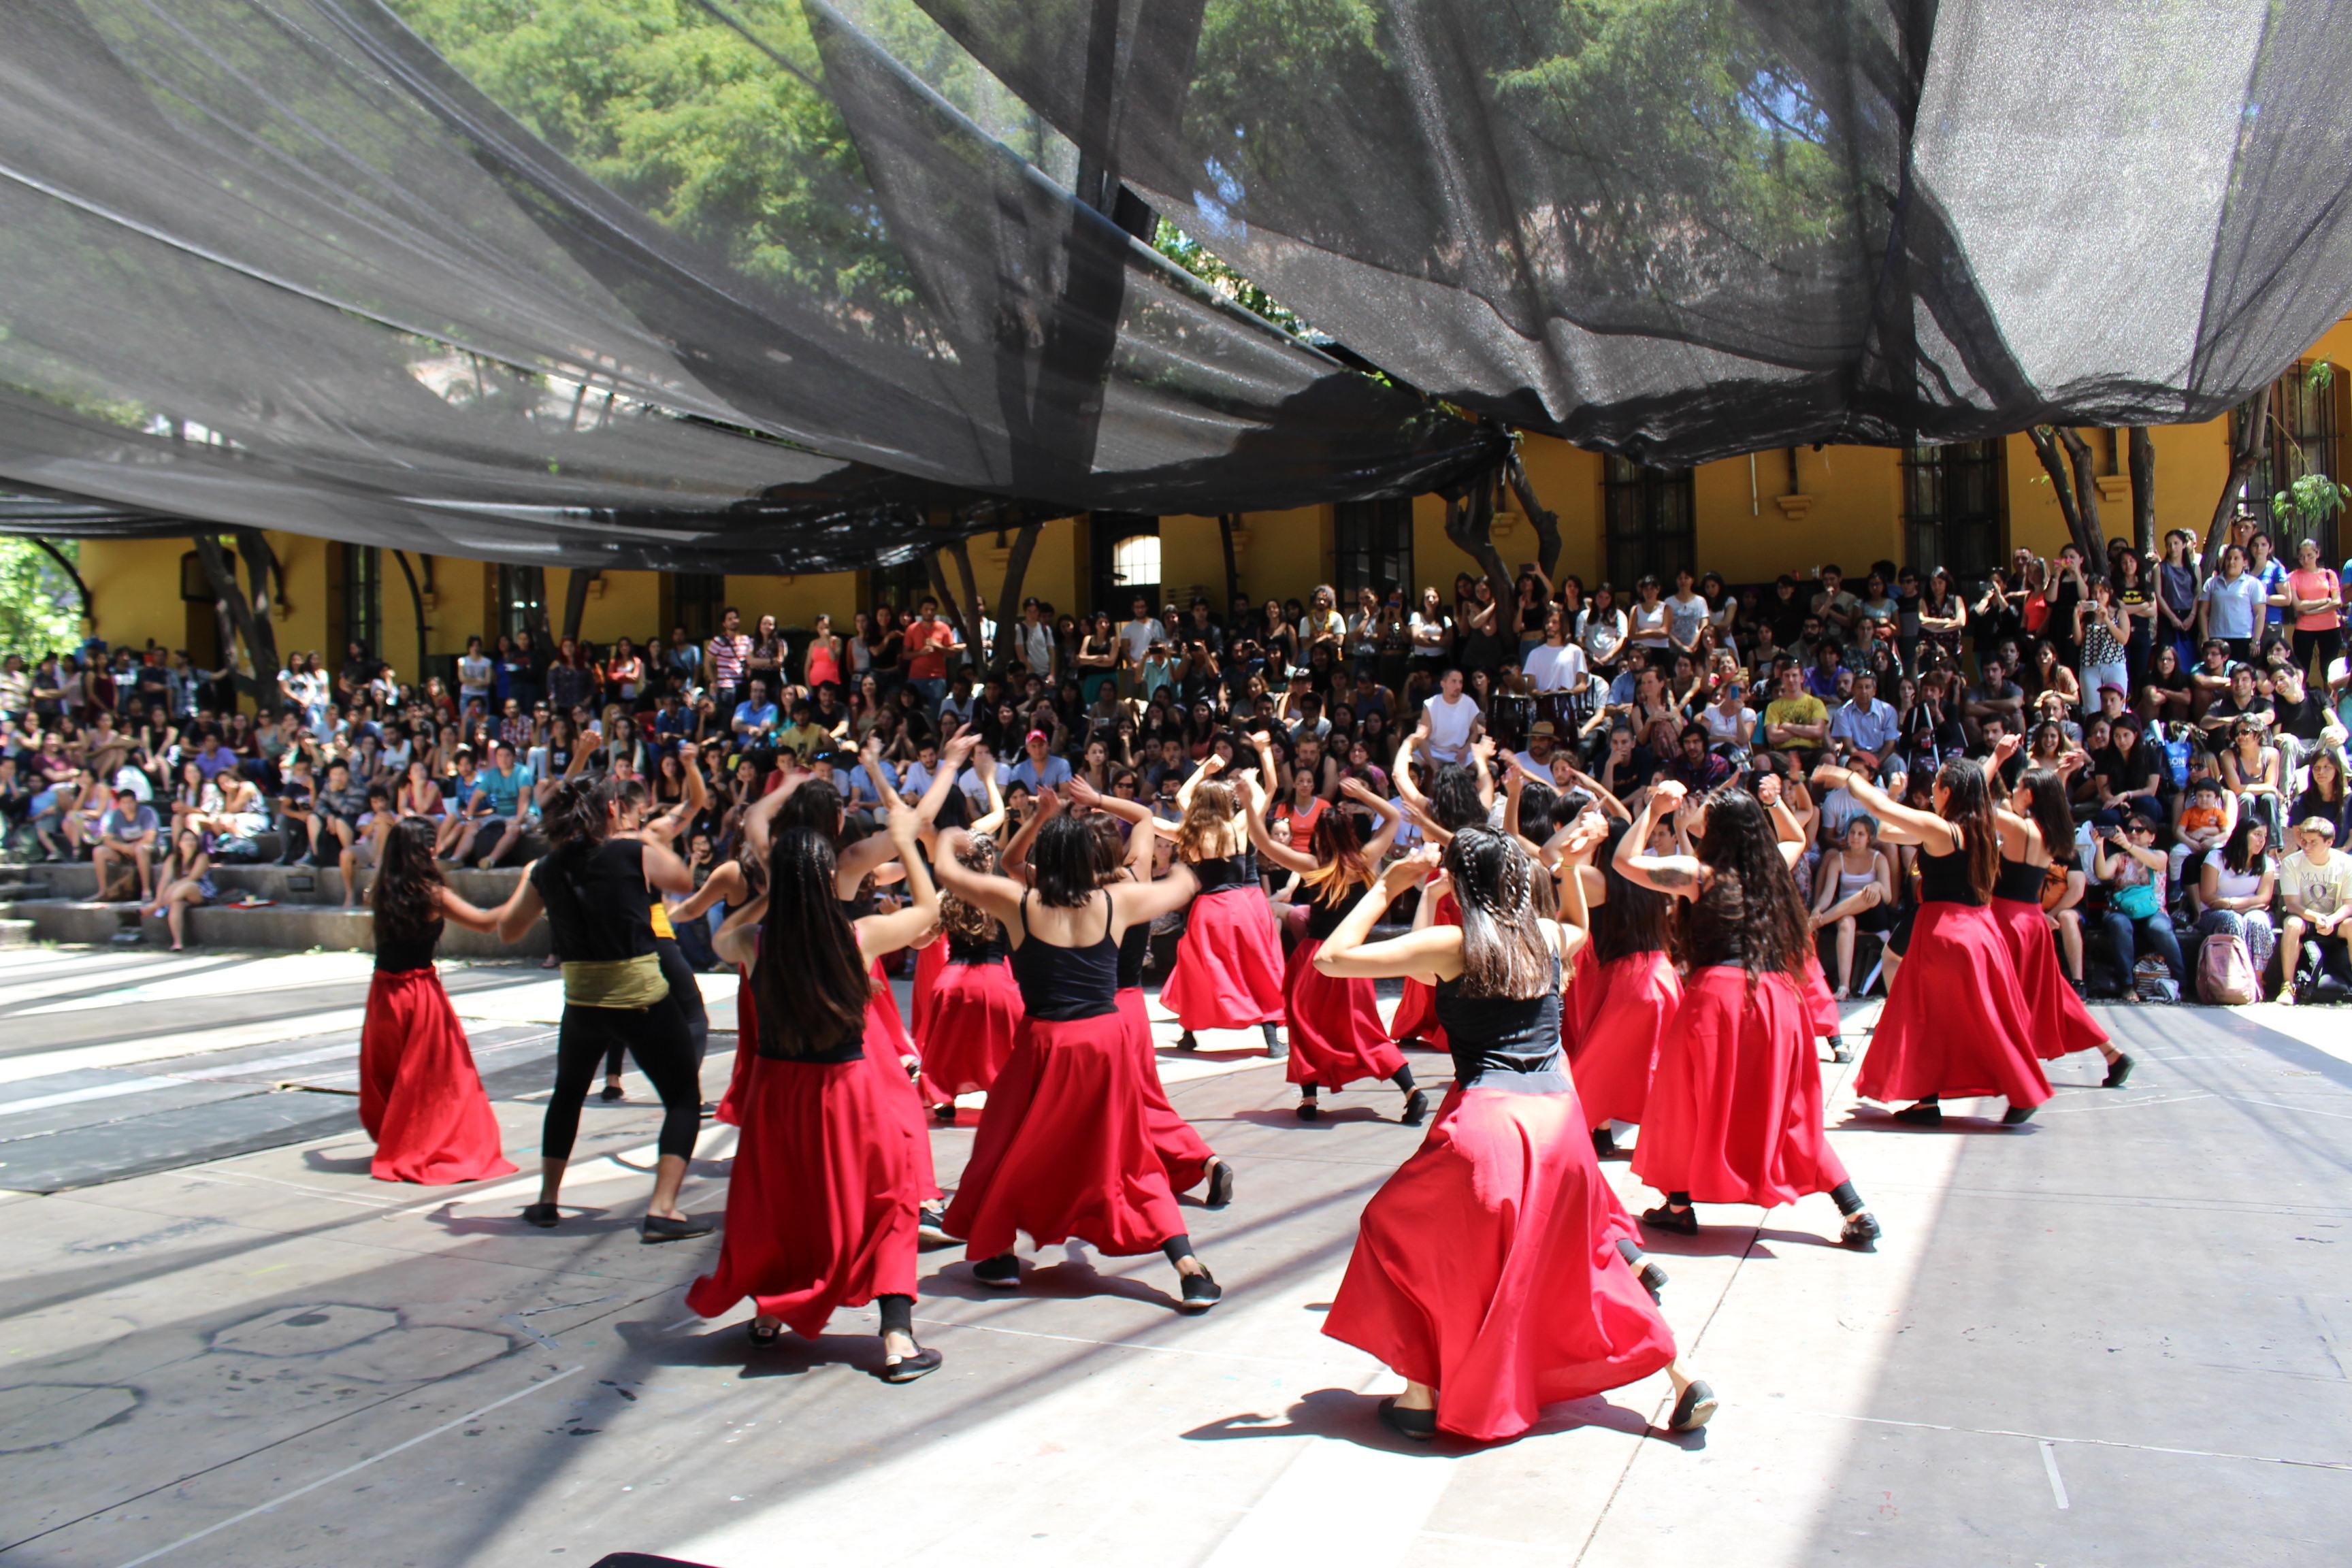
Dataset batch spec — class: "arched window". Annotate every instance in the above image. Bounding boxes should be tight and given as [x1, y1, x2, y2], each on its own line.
[1111, 532, 1162, 588]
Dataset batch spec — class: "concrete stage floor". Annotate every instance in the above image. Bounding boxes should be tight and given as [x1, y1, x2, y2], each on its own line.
[0, 945, 2346, 1567]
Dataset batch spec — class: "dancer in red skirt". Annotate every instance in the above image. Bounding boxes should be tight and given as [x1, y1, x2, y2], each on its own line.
[1386, 735, 1500, 1049]
[359, 818, 519, 1185]
[933, 814, 1223, 1309]
[1050, 786, 1240, 1207]
[1243, 739, 1424, 1122]
[1997, 757, 2134, 1084]
[1614, 781, 1883, 1245]
[687, 806, 944, 1382]
[1313, 820, 1714, 1442]
[1815, 759, 2052, 1126]
[920, 834, 1025, 1122]
[1567, 818, 1681, 1157]
[1162, 759, 1287, 1054]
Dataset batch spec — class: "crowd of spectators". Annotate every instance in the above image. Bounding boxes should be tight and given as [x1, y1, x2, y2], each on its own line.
[5, 509, 2352, 996]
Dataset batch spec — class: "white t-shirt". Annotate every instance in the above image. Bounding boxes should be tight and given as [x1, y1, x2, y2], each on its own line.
[1522, 641, 1588, 693]
[1422, 692, 1480, 762]
[2282, 849, 2352, 917]
[1119, 617, 1166, 664]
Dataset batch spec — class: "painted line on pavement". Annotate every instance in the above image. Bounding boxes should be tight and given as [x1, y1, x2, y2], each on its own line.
[2039, 1440, 2070, 1509]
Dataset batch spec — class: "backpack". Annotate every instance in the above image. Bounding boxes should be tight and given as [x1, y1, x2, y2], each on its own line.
[2132, 955, 2180, 1004]
[2195, 933, 2257, 1005]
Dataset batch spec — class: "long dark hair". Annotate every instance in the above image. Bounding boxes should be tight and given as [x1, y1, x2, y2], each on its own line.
[2015, 767, 2074, 865]
[1031, 815, 1101, 908]
[753, 827, 870, 1057]
[370, 817, 444, 945]
[1936, 757, 2000, 900]
[542, 777, 611, 849]
[1426, 762, 1486, 832]
[2220, 815, 2272, 875]
[1301, 805, 1371, 896]
[775, 777, 845, 845]
[1444, 826, 1553, 999]
[1686, 786, 1808, 978]
[1591, 817, 1674, 964]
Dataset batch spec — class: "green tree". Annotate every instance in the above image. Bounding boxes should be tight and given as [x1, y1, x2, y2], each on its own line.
[0, 539, 83, 658]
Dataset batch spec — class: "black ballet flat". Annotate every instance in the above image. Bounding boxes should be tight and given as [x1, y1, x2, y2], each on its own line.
[1590, 1127, 1618, 1158]
[1205, 1160, 1235, 1210]
[599, 1083, 624, 1102]
[2104, 1052, 2136, 1089]
[882, 1346, 943, 1384]
[1827, 1038, 1854, 1064]
[1177, 1268, 1223, 1313]
[973, 1254, 1022, 1290]
[2001, 1103, 2038, 1126]
[641, 1213, 715, 1243]
[932, 1102, 958, 1124]
[1399, 1088, 1428, 1126]
[746, 1317, 786, 1348]
[1668, 1380, 1718, 1433]
[1637, 1260, 1670, 1303]
[1841, 1212, 1883, 1250]
[1177, 1030, 1200, 1051]
[520, 1203, 561, 1229]
[1893, 1102, 1943, 1127]
[1377, 1398, 1437, 1441]
[1295, 1099, 1320, 1122]
[1640, 1203, 1699, 1235]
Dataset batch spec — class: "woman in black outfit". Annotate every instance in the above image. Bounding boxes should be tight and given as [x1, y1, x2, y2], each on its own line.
[496, 777, 710, 1240]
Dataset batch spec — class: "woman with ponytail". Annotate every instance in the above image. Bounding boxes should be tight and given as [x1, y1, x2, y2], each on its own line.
[1244, 736, 1423, 1122]
[1161, 757, 1288, 1054]
[1994, 747, 2134, 1083]
[1817, 757, 2049, 1126]
[358, 817, 519, 1185]
[1616, 782, 1882, 1245]
[1313, 821, 1712, 1444]
[495, 776, 709, 1239]
[686, 807, 945, 1381]
[1565, 816, 1682, 1156]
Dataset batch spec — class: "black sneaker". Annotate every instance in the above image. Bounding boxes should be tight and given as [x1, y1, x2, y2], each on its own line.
[520, 1203, 560, 1229]
[2103, 1052, 2135, 1089]
[1205, 1160, 1235, 1209]
[2001, 1102, 2038, 1126]
[917, 1205, 953, 1246]
[1177, 1030, 1200, 1051]
[973, 1253, 1022, 1289]
[1636, 1260, 1670, 1303]
[1294, 1098, 1320, 1122]
[1640, 1203, 1699, 1235]
[1177, 1267, 1222, 1313]
[1841, 1211, 1883, 1250]
[1399, 1088, 1428, 1126]
[1590, 1126, 1618, 1158]
[598, 1083, 623, 1102]
[1668, 1379, 1718, 1432]
[641, 1213, 715, 1243]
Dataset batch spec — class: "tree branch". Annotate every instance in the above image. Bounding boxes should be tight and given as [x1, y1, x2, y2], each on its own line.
[2053, 426, 2106, 564]
[2127, 427, 2156, 556]
[1442, 470, 1512, 594]
[2208, 384, 2270, 561]
[1218, 512, 1242, 614]
[1503, 451, 1563, 581]
[559, 568, 597, 644]
[992, 520, 1045, 681]
[31, 538, 90, 627]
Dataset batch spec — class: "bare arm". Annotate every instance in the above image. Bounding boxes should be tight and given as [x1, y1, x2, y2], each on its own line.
[1312, 850, 1465, 981]
[853, 808, 941, 958]
[1240, 765, 1318, 877]
[1808, 763, 1960, 852]
[670, 860, 748, 925]
[1612, 781, 1705, 898]
[433, 884, 503, 935]
[713, 892, 766, 968]
[493, 872, 546, 945]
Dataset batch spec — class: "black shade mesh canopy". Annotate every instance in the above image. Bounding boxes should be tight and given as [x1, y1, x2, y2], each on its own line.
[0, 0, 1496, 570]
[913, 0, 2352, 464]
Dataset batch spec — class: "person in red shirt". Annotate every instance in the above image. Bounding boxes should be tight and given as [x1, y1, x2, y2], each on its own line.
[905, 596, 962, 710]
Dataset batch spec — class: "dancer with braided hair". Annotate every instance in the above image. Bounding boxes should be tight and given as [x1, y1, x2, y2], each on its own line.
[1819, 758, 2051, 1126]
[1615, 781, 1882, 1246]
[1163, 757, 1288, 1056]
[1994, 750, 2134, 1083]
[1243, 736, 1424, 1123]
[686, 806, 944, 1381]
[1313, 820, 1714, 1443]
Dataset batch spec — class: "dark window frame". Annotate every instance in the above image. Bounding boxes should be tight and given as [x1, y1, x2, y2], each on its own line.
[1903, 440, 2006, 581]
[1333, 497, 1413, 600]
[1601, 457, 1695, 587]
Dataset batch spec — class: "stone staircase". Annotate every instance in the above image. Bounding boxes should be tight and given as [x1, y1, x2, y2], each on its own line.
[0, 858, 550, 958]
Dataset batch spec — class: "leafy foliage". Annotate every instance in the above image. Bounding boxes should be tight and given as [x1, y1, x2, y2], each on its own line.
[0, 540, 83, 659]
[1151, 218, 1313, 338]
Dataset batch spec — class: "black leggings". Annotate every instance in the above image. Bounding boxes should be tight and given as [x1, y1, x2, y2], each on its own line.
[549, 994, 701, 1162]
[606, 939, 709, 1075]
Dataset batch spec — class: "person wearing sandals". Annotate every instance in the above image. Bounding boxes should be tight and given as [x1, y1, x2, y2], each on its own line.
[1312, 819, 1713, 1443]
[685, 806, 943, 1383]
[1614, 781, 1885, 1249]
[931, 813, 1223, 1311]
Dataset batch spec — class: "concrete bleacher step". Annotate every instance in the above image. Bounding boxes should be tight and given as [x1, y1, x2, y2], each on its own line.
[0, 919, 33, 948]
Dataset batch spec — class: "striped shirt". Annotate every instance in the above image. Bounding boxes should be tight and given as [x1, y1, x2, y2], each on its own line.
[706, 632, 750, 689]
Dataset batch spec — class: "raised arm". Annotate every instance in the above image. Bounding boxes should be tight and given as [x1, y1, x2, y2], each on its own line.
[1341, 776, 1404, 862]
[1808, 762, 1959, 852]
[1312, 849, 1464, 981]
[1612, 780, 1705, 899]
[1174, 752, 1223, 814]
[854, 806, 941, 958]
[1240, 754, 1317, 875]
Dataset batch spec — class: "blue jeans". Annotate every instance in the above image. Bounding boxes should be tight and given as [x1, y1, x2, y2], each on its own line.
[911, 676, 947, 713]
[2101, 910, 2183, 983]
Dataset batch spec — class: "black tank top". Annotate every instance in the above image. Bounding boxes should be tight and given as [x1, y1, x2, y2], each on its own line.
[1009, 891, 1120, 1020]
[1190, 849, 1258, 894]
[1683, 867, 1754, 970]
[531, 839, 657, 962]
[1433, 951, 1568, 1092]
[751, 935, 866, 1064]
[1993, 856, 2046, 902]
[1117, 919, 1151, 990]
[1304, 879, 1367, 941]
[375, 915, 442, 974]
[1918, 845, 1984, 906]
[947, 928, 1007, 964]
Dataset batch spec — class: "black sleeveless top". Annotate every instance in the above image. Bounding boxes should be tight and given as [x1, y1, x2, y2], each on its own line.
[375, 915, 442, 974]
[1918, 845, 1985, 906]
[1993, 856, 2046, 903]
[531, 839, 657, 962]
[1190, 849, 1259, 894]
[1009, 891, 1120, 1021]
[1117, 919, 1151, 990]
[947, 928, 1007, 964]
[1433, 951, 1569, 1093]
[751, 933, 867, 1064]
[1303, 880, 1367, 941]
[1684, 867, 1754, 970]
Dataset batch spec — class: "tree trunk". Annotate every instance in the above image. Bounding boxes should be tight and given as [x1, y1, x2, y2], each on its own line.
[2027, 427, 2106, 566]
[1443, 472, 1513, 595]
[393, 550, 431, 683]
[191, 534, 276, 714]
[991, 520, 1045, 681]
[31, 538, 91, 630]
[1503, 451, 1563, 581]
[2127, 427, 2157, 556]
[2207, 384, 2270, 561]
[1218, 513, 1242, 612]
[233, 529, 282, 710]
[947, 536, 987, 672]
[512, 566, 555, 651]
[559, 568, 597, 644]
[922, 546, 979, 677]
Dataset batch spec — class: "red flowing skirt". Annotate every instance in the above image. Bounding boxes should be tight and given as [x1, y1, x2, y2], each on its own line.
[1565, 951, 1680, 1129]
[1118, 987, 1215, 1194]
[1859, 902, 2051, 1108]
[1633, 967, 1848, 1207]
[358, 968, 517, 1186]
[1797, 953, 1842, 1036]
[1162, 886, 1286, 1030]
[921, 958, 1024, 1098]
[1388, 892, 1460, 1049]
[943, 1011, 1185, 1258]
[1991, 896, 2110, 1062]
[1324, 1084, 1677, 1442]
[909, 936, 949, 1047]
[1284, 936, 1404, 1090]
[862, 977, 941, 1202]
[715, 967, 757, 1127]
[684, 1055, 922, 1337]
